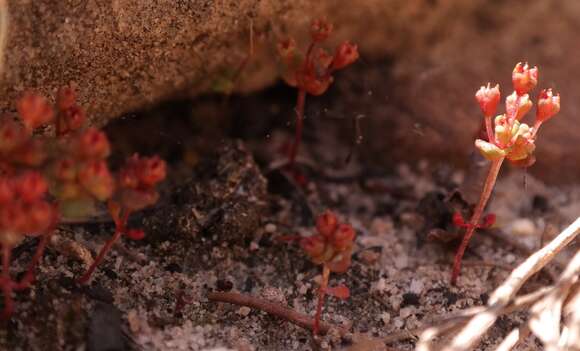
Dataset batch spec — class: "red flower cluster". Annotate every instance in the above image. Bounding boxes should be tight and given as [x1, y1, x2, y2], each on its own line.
[117, 154, 166, 212]
[300, 210, 356, 273]
[451, 63, 561, 285]
[278, 19, 359, 96]
[0, 86, 167, 317]
[0, 172, 56, 247]
[277, 19, 359, 168]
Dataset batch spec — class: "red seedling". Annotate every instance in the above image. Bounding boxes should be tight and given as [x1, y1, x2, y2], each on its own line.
[451, 63, 560, 285]
[0, 86, 167, 318]
[278, 18, 359, 168]
[300, 210, 356, 335]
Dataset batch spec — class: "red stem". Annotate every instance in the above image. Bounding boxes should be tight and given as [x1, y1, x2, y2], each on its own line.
[485, 116, 494, 143]
[207, 291, 346, 335]
[451, 157, 504, 285]
[313, 264, 330, 335]
[14, 230, 55, 290]
[77, 210, 129, 285]
[288, 89, 306, 166]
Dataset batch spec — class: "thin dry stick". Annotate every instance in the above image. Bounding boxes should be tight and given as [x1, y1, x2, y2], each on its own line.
[207, 291, 348, 335]
[439, 217, 580, 351]
[494, 325, 531, 351]
[392, 286, 551, 345]
[0, 0, 7, 79]
[529, 250, 580, 350]
[562, 282, 580, 349]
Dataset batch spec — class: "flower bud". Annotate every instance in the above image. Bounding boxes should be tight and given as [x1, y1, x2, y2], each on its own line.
[0, 178, 14, 204]
[25, 201, 54, 234]
[316, 210, 338, 238]
[17, 92, 54, 130]
[332, 42, 359, 70]
[475, 83, 500, 117]
[137, 156, 167, 186]
[316, 48, 333, 71]
[536, 89, 560, 123]
[78, 160, 114, 201]
[333, 223, 356, 251]
[512, 62, 538, 95]
[0, 119, 28, 152]
[54, 158, 77, 181]
[506, 134, 535, 162]
[303, 74, 333, 96]
[75, 127, 111, 159]
[12, 139, 47, 167]
[15, 172, 48, 202]
[310, 19, 333, 42]
[277, 38, 297, 60]
[475, 139, 506, 161]
[60, 105, 86, 133]
[300, 235, 326, 259]
[505, 92, 532, 121]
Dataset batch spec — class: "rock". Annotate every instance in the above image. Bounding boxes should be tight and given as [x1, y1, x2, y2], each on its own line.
[2, 1, 579, 181]
[143, 140, 267, 243]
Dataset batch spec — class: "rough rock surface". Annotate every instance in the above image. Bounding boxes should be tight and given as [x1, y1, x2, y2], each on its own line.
[1, 1, 579, 179]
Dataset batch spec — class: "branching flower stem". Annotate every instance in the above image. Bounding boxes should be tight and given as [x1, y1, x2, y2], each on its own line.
[77, 205, 130, 285]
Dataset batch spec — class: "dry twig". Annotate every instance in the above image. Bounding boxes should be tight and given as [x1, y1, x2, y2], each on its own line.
[207, 291, 348, 335]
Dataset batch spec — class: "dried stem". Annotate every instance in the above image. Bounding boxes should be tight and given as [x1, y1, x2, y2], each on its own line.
[452, 157, 504, 284]
[207, 291, 346, 335]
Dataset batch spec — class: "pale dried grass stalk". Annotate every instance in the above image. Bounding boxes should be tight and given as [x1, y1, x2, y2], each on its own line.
[417, 217, 580, 351]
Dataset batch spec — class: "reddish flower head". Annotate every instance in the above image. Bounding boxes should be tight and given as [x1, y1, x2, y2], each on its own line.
[332, 42, 359, 70]
[17, 92, 54, 130]
[536, 88, 560, 123]
[310, 19, 333, 42]
[300, 235, 325, 258]
[475, 83, 500, 117]
[78, 160, 115, 201]
[316, 210, 338, 238]
[14, 172, 48, 203]
[332, 223, 356, 251]
[512, 62, 538, 95]
[137, 156, 167, 187]
[75, 127, 111, 160]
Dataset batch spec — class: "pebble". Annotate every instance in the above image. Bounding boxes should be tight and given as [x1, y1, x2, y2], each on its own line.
[509, 218, 536, 236]
[264, 223, 277, 233]
[380, 312, 391, 325]
[409, 279, 424, 295]
[237, 306, 251, 317]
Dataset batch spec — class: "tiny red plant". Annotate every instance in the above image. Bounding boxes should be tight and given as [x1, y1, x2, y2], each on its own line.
[300, 210, 356, 335]
[0, 87, 166, 318]
[451, 63, 560, 285]
[278, 19, 359, 168]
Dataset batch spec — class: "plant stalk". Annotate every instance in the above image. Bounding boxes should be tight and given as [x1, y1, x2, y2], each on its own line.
[452, 157, 504, 284]
[313, 264, 330, 335]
